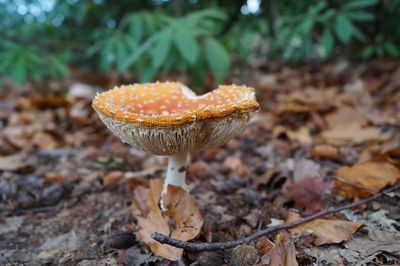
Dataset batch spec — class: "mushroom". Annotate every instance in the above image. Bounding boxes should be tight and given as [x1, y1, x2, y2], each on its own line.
[92, 82, 259, 194]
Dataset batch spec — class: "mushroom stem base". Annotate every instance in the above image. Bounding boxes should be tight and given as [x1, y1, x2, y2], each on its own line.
[163, 152, 188, 192]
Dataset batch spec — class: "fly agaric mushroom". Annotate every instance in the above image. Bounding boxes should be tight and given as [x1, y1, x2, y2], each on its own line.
[92, 82, 259, 193]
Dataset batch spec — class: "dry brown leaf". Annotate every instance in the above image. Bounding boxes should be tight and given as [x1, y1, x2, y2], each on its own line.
[287, 211, 363, 246]
[132, 179, 203, 261]
[324, 106, 367, 129]
[335, 161, 400, 199]
[358, 143, 400, 168]
[256, 236, 274, 256]
[345, 230, 400, 256]
[163, 185, 204, 242]
[137, 211, 182, 261]
[224, 156, 251, 178]
[32, 131, 58, 150]
[44, 172, 65, 185]
[103, 171, 123, 187]
[321, 125, 391, 145]
[269, 232, 298, 266]
[277, 88, 336, 114]
[286, 127, 312, 145]
[0, 154, 26, 171]
[310, 144, 341, 160]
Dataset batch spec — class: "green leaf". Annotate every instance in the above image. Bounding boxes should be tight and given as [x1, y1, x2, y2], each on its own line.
[321, 29, 334, 57]
[151, 29, 173, 68]
[11, 57, 27, 85]
[298, 19, 314, 35]
[115, 40, 127, 72]
[347, 11, 375, 21]
[361, 46, 375, 59]
[203, 38, 230, 83]
[384, 43, 399, 56]
[99, 40, 114, 72]
[52, 57, 70, 77]
[129, 15, 143, 41]
[344, 0, 378, 10]
[174, 31, 199, 64]
[139, 64, 157, 82]
[119, 32, 158, 71]
[335, 14, 355, 43]
[320, 8, 336, 22]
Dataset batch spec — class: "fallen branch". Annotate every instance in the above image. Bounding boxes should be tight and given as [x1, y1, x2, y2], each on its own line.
[152, 183, 400, 252]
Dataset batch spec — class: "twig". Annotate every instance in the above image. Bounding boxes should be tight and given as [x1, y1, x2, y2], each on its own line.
[152, 183, 400, 252]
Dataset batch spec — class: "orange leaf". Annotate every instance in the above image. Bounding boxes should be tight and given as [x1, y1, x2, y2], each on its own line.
[324, 106, 367, 129]
[103, 171, 123, 187]
[162, 185, 204, 242]
[321, 126, 391, 145]
[335, 161, 400, 199]
[287, 211, 363, 246]
[132, 179, 204, 261]
[269, 232, 299, 266]
[310, 144, 341, 160]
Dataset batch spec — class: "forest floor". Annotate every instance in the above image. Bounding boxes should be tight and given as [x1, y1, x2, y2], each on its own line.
[1, 60, 400, 266]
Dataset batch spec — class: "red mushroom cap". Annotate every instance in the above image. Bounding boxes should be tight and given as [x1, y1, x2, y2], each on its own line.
[92, 82, 259, 128]
[92, 82, 259, 155]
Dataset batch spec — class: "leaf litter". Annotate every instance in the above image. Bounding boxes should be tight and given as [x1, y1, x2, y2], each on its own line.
[1, 62, 400, 264]
[132, 179, 203, 261]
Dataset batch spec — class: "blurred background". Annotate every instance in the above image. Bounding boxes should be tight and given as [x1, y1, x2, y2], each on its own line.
[1, 0, 399, 88]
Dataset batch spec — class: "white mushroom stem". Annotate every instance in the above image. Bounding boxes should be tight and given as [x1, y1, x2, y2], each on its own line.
[160, 152, 188, 211]
[163, 152, 188, 192]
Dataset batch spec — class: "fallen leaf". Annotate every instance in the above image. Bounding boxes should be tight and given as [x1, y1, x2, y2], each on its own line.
[321, 125, 391, 145]
[132, 179, 203, 261]
[343, 79, 373, 110]
[335, 161, 400, 199]
[286, 127, 312, 145]
[103, 171, 123, 187]
[287, 211, 363, 246]
[0, 154, 26, 171]
[224, 156, 251, 178]
[268, 232, 298, 266]
[367, 210, 400, 232]
[358, 143, 400, 168]
[277, 88, 336, 114]
[44, 172, 65, 185]
[32, 131, 58, 150]
[282, 159, 332, 213]
[310, 144, 341, 160]
[256, 236, 274, 256]
[304, 246, 362, 265]
[345, 230, 400, 256]
[284, 176, 333, 214]
[324, 106, 367, 129]
[163, 185, 204, 242]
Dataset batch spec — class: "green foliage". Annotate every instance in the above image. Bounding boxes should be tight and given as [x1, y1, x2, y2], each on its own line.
[1, 0, 399, 86]
[269, 0, 379, 60]
[0, 41, 69, 85]
[111, 9, 229, 83]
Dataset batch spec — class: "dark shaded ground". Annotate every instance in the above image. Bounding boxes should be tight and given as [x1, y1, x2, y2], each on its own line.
[1, 60, 400, 265]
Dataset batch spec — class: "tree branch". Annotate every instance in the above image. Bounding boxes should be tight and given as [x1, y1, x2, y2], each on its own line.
[152, 183, 400, 252]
